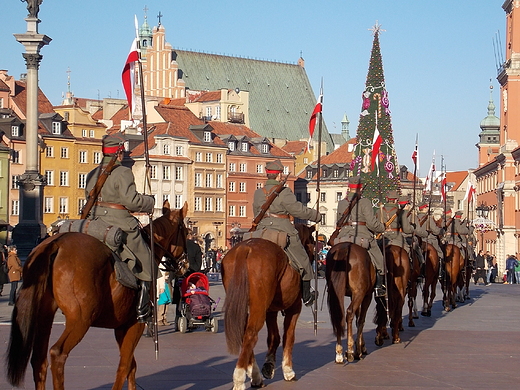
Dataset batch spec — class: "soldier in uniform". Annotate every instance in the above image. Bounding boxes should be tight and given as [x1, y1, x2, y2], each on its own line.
[252, 159, 320, 307]
[446, 210, 469, 260]
[336, 176, 386, 297]
[418, 203, 444, 262]
[378, 191, 414, 258]
[400, 198, 426, 267]
[85, 132, 156, 323]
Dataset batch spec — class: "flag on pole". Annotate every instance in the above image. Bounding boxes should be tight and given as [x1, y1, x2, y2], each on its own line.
[306, 94, 323, 152]
[464, 181, 476, 203]
[424, 154, 436, 192]
[411, 146, 418, 165]
[371, 125, 383, 171]
[122, 38, 139, 118]
[440, 173, 447, 202]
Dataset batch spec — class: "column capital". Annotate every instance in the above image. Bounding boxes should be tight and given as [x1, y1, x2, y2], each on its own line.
[22, 53, 43, 70]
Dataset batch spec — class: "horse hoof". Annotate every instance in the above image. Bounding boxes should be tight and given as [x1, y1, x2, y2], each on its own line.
[392, 338, 401, 344]
[284, 377, 298, 382]
[413, 314, 419, 319]
[426, 310, 432, 317]
[251, 381, 266, 388]
[408, 321, 415, 327]
[399, 325, 404, 332]
[261, 363, 275, 380]
[335, 355, 344, 364]
[347, 352, 355, 363]
[420, 311, 428, 317]
[375, 337, 384, 347]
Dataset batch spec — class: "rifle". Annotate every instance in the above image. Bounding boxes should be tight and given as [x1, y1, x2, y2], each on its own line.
[375, 210, 399, 240]
[80, 147, 123, 219]
[249, 173, 290, 232]
[418, 213, 429, 227]
[327, 191, 361, 246]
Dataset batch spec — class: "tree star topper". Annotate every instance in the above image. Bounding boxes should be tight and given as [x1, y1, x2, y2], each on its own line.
[369, 21, 386, 36]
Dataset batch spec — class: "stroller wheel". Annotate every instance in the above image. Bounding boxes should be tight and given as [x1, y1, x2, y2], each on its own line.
[210, 317, 218, 333]
[178, 317, 188, 333]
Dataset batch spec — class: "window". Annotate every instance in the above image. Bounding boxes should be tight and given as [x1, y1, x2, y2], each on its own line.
[333, 169, 339, 178]
[79, 151, 87, 163]
[229, 205, 236, 217]
[195, 173, 202, 187]
[205, 197, 213, 211]
[175, 166, 183, 181]
[229, 163, 236, 172]
[11, 200, 19, 216]
[239, 182, 246, 192]
[216, 153, 223, 163]
[89, 130, 95, 138]
[216, 174, 223, 188]
[59, 197, 68, 214]
[52, 121, 61, 135]
[45, 146, 54, 158]
[61, 147, 69, 158]
[175, 195, 183, 209]
[241, 142, 249, 152]
[45, 170, 54, 186]
[256, 164, 263, 173]
[78, 173, 87, 189]
[163, 194, 170, 203]
[203, 131, 212, 142]
[11, 125, 19, 137]
[336, 192, 343, 202]
[239, 163, 246, 172]
[229, 182, 236, 192]
[320, 213, 326, 225]
[261, 143, 269, 153]
[195, 152, 202, 162]
[93, 151, 102, 164]
[206, 173, 213, 187]
[239, 205, 246, 217]
[12, 150, 20, 164]
[256, 182, 263, 189]
[216, 197, 223, 212]
[194, 197, 202, 211]
[303, 157, 308, 164]
[228, 141, 235, 151]
[322, 169, 328, 177]
[150, 165, 157, 179]
[283, 166, 289, 175]
[60, 171, 69, 186]
[44, 197, 53, 213]
[175, 146, 184, 156]
[82, 129, 87, 137]
[78, 199, 87, 215]
[216, 106, 221, 119]
[163, 144, 171, 155]
[205, 153, 213, 162]
[163, 166, 171, 180]
[206, 106, 212, 118]
[307, 170, 312, 179]
[11, 175, 19, 189]
[320, 192, 326, 202]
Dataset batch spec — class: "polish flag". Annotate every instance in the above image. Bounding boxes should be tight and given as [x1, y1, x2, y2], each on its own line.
[424, 154, 436, 192]
[122, 38, 139, 118]
[371, 126, 383, 171]
[306, 94, 323, 152]
[440, 175, 447, 202]
[464, 181, 476, 203]
[411, 145, 418, 165]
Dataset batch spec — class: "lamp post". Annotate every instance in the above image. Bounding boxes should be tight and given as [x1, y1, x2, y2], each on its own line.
[230, 222, 242, 248]
[474, 203, 493, 252]
[213, 221, 223, 249]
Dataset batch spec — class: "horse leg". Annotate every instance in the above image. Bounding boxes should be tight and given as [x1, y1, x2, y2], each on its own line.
[262, 311, 279, 380]
[280, 302, 301, 381]
[113, 322, 145, 390]
[30, 300, 56, 390]
[354, 293, 372, 360]
[408, 294, 415, 327]
[374, 298, 388, 346]
[346, 294, 363, 362]
[49, 321, 92, 390]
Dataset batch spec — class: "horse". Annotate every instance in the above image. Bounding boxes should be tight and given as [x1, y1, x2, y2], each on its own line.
[456, 247, 472, 302]
[326, 242, 375, 364]
[222, 224, 314, 390]
[406, 245, 421, 327]
[374, 244, 411, 345]
[420, 243, 440, 317]
[6, 201, 189, 390]
[441, 244, 462, 311]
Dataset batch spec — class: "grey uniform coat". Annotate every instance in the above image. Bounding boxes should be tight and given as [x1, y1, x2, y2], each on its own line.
[378, 203, 414, 255]
[420, 213, 443, 259]
[86, 159, 155, 281]
[253, 179, 320, 281]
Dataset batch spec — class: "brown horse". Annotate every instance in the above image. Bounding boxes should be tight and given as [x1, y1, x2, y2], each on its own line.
[406, 246, 421, 327]
[441, 244, 462, 311]
[326, 242, 375, 364]
[456, 247, 472, 302]
[6, 201, 188, 390]
[222, 224, 314, 390]
[420, 243, 440, 317]
[374, 245, 410, 345]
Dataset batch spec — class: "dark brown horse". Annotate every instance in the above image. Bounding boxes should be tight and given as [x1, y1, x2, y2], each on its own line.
[441, 244, 462, 311]
[326, 242, 375, 364]
[456, 247, 472, 302]
[420, 243, 440, 317]
[6, 201, 188, 390]
[222, 224, 314, 390]
[374, 245, 410, 345]
[406, 245, 421, 327]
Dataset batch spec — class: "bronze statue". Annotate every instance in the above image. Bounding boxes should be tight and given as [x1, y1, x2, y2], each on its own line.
[21, 0, 43, 18]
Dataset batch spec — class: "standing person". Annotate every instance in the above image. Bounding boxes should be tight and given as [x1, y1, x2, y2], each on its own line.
[85, 132, 155, 323]
[474, 250, 488, 286]
[485, 251, 494, 284]
[514, 254, 520, 284]
[186, 230, 203, 275]
[157, 272, 171, 326]
[253, 159, 321, 307]
[7, 245, 22, 306]
[490, 256, 498, 283]
[505, 254, 518, 284]
[0, 246, 9, 296]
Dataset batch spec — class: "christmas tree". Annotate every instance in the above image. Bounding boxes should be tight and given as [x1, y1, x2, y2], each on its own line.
[350, 22, 400, 208]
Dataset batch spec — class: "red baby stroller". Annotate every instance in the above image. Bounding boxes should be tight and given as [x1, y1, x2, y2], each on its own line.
[178, 272, 218, 333]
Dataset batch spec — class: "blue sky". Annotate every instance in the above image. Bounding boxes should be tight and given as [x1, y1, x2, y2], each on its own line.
[1, 1, 504, 174]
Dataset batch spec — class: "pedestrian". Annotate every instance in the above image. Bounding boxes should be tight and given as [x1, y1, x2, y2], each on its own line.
[473, 250, 489, 286]
[157, 272, 171, 326]
[0, 246, 9, 296]
[186, 230, 203, 275]
[490, 256, 498, 283]
[485, 252, 494, 283]
[505, 254, 518, 284]
[515, 254, 520, 284]
[7, 245, 22, 306]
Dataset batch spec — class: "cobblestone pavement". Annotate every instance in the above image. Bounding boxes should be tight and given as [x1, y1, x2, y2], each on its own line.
[0, 278, 518, 389]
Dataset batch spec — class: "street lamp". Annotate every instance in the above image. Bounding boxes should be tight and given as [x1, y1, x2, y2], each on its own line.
[473, 203, 493, 251]
[213, 221, 223, 249]
[230, 222, 242, 247]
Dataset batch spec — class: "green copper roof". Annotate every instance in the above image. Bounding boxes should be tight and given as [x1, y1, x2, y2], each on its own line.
[172, 50, 334, 152]
[480, 87, 500, 129]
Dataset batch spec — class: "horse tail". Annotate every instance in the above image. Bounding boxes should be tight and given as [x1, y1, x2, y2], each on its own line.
[326, 244, 348, 338]
[7, 238, 58, 386]
[223, 244, 251, 355]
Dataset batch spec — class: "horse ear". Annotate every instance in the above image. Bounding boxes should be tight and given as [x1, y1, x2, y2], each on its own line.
[181, 201, 188, 218]
[162, 199, 171, 216]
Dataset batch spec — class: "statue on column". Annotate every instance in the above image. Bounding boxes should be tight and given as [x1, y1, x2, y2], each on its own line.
[21, 0, 43, 18]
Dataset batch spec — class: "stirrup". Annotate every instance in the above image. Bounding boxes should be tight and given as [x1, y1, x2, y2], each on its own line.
[374, 285, 386, 298]
[303, 289, 317, 307]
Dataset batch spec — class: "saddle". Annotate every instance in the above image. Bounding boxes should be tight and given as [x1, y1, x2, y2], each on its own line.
[242, 228, 289, 249]
[330, 234, 370, 249]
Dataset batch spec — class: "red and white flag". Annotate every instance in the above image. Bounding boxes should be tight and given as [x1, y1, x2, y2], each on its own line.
[424, 154, 435, 192]
[464, 181, 476, 203]
[122, 38, 139, 118]
[306, 94, 323, 152]
[371, 126, 383, 171]
[440, 174, 447, 202]
[411, 145, 418, 166]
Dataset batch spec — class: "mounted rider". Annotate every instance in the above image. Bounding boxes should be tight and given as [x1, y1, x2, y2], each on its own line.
[418, 203, 444, 262]
[377, 191, 414, 258]
[445, 210, 469, 260]
[85, 132, 156, 323]
[400, 198, 426, 268]
[335, 176, 386, 297]
[252, 159, 320, 307]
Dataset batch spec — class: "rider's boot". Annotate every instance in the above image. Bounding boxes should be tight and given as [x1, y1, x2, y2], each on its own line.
[137, 280, 153, 323]
[302, 280, 317, 307]
[374, 271, 387, 298]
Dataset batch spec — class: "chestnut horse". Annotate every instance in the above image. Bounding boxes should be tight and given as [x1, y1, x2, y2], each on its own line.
[374, 245, 411, 345]
[6, 201, 188, 390]
[441, 244, 462, 311]
[420, 243, 440, 317]
[406, 246, 421, 327]
[326, 242, 375, 364]
[222, 224, 314, 390]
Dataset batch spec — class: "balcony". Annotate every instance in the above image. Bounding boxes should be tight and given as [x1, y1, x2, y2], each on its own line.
[228, 112, 244, 124]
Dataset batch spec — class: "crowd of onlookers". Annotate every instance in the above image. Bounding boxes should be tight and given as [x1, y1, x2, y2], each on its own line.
[473, 250, 520, 285]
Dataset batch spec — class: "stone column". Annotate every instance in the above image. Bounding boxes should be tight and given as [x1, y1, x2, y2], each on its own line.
[12, 16, 51, 259]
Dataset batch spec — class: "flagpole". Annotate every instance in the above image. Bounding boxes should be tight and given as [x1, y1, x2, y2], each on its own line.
[134, 16, 159, 359]
[412, 134, 418, 224]
[313, 81, 323, 336]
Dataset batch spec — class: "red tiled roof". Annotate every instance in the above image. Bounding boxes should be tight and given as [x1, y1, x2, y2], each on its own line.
[282, 140, 307, 155]
[446, 171, 468, 191]
[319, 138, 358, 165]
[193, 91, 221, 102]
[0, 79, 9, 92]
[11, 81, 54, 117]
[161, 97, 187, 106]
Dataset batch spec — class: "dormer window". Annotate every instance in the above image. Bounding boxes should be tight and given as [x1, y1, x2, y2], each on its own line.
[261, 143, 269, 154]
[241, 142, 249, 152]
[307, 170, 312, 179]
[52, 121, 61, 135]
[11, 125, 19, 137]
[203, 131, 212, 142]
[163, 144, 171, 155]
[228, 141, 236, 151]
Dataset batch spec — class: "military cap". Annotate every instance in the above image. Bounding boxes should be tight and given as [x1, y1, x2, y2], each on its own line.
[265, 159, 284, 173]
[386, 190, 399, 200]
[398, 196, 409, 206]
[445, 209, 452, 215]
[454, 210, 463, 218]
[348, 175, 363, 189]
[102, 132, 127, 155]
[418, 203, 429, 212]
